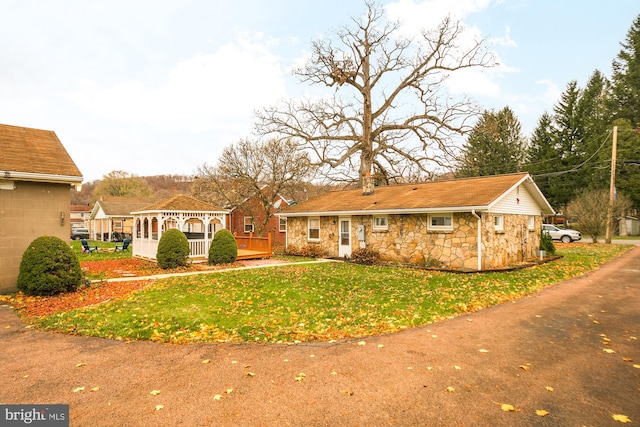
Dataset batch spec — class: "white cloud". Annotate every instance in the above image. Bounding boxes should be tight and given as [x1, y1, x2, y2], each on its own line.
[66, 32, 287, 133]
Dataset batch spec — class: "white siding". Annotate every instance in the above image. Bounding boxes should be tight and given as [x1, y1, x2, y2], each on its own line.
[489, 184, 543, 215]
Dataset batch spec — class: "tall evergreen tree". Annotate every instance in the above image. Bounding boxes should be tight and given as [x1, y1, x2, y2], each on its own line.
[609, 15, 640, 128]
[524, 112, 559, 206]
[455, 106, 527, 178]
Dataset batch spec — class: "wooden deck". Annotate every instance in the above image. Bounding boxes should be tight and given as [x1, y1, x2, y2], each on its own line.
[237, 249, 272, 260]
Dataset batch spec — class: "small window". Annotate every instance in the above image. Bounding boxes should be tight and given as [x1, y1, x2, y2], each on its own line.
[428, 214, 453, 231]
[244, 217, 254, 233]
[528, 215, 535, 230]
[494, 214, 504, 231]
[279, 217, 287, 232]
[308, 217, 320, 240]
[372, 215, 388, 230]
[114, 221, 123, 229]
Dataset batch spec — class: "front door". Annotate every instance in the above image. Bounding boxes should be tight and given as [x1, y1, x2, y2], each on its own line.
[338, 217, 352, 258]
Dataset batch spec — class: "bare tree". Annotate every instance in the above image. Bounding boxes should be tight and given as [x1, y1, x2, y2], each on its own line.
[255, 1, 494, 186]
[192, 138, 312, 235]
[567, 189, 633, 243]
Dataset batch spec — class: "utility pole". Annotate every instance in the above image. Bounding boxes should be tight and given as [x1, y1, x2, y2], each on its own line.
[605, 126, 618, 244]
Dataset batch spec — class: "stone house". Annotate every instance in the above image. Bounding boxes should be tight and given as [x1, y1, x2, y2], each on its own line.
[0, 124, 83, 292]
[280, 173, 554, 270]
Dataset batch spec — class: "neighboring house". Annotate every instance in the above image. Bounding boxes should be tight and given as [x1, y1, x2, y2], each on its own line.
[0, 124, 83, 293]
[131, 194, 227, 261]
[227, 193, 291, 245]
[89, 196, 158, 241]
[70, 204, 92, 229]
[280, 173, 555, 270]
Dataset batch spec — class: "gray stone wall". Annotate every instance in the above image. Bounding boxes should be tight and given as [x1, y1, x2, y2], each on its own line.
[286, 212, 542, 270]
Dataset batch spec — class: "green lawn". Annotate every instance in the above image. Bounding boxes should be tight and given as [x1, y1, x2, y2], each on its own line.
[70, 239, 132, 261]
[36, 244, 631, 344]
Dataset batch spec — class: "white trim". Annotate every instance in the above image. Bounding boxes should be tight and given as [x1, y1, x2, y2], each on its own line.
[308, 217, 320, 241]
[281, 206, 489, 218]
[427, 213, 453, 231]
[494, 214, 504, 231]
[1, 171, 82, 185]
[372, 215, 388, 230]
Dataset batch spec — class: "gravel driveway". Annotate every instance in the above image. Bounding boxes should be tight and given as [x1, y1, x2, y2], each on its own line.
[1, 247, 639, 426]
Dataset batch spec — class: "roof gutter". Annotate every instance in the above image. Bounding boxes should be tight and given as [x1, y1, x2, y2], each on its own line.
[278, 206, 490, 218]
[471, 209, 482, 271]
[2, 170, 83, 191]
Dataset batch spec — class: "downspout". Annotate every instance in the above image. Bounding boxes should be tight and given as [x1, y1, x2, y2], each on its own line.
[472, 210, 482, 271]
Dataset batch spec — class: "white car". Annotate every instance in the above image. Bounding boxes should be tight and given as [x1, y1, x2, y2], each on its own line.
[543, 224, 581, 243]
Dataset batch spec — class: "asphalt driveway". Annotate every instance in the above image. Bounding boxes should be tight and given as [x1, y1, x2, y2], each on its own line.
[1, 247, 638, 426]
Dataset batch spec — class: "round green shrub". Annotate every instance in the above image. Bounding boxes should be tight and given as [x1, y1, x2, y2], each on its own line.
[208, 229, 238, 264]
[157, 229, 190, 269]
[17, 236, 82, 296]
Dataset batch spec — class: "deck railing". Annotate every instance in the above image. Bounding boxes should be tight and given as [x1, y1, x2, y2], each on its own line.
[234, 232, 272, 257]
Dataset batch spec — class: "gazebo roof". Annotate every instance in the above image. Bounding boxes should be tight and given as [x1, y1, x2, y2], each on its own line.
[132, 194, 227, 214]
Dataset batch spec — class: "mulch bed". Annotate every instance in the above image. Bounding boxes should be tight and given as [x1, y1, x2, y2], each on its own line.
[2, 258, 244, 319]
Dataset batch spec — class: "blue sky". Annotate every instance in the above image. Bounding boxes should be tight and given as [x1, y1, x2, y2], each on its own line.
[1, 0, 638, 182]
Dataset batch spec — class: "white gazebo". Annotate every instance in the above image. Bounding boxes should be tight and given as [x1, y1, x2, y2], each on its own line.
[130, 195, 228, 261]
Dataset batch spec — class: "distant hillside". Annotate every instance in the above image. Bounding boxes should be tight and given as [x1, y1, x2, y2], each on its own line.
[70, 174, 194, 205]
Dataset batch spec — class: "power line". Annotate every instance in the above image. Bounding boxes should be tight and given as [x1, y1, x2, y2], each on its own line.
[530, 130, 612, 178]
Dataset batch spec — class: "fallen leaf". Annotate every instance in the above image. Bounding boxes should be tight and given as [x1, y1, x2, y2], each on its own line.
[612, 414, 631, 423]
[432, 335, 438, 338]
[479, 349, 489, 353]
[213, 394, 222, 400]
[76, 363, 86, 368]
[155, 405, 164, 411]
[593, 320, 600, 324]
[622, 358, 632, 362]
[467, 318, 473, 322]
[378, 344, 384, 348]
[339, 389, 354, 396]
[295, 373, 306, 381]
[150, 390, 161, 396]
[536, 409, 549, 417]
[357, 341, 366, 346]
[72, 387, 85, 393]
[202, 359, 211, 364]
[602, 348, 616, 354]
[231, 360, 237, 364]
[519, 365, 530, 371]
[545, 386, 554, 392]
[90, 387, 100, 392]
[501, 404, 515, 412]
[633, 364, 640, 369]
[331, 371, 338, 375]
[446, 386, 455, 392]
[246, 372, 256, 377]
[226, 389, 233, 394]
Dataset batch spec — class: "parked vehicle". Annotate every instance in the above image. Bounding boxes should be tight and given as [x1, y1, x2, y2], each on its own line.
[543, 224, 581, 243]
[70, 228, 90, 240]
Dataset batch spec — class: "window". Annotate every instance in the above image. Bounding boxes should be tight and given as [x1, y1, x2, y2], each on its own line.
[372, 215, 388, 230]
[244, 217, 254, 233]
[428, 214, 453, 231]
[528, 215, 535, 230]
[308, 217, 320, 240]
[279, 217, 287, 232]
[494, 214, 504, 231]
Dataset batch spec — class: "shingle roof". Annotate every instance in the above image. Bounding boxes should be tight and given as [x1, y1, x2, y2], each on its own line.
[96, 196, 159, 217]
[283, 173, 550, 215]
[0, 124, 82, 178]
[134, 195, 227, 213]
